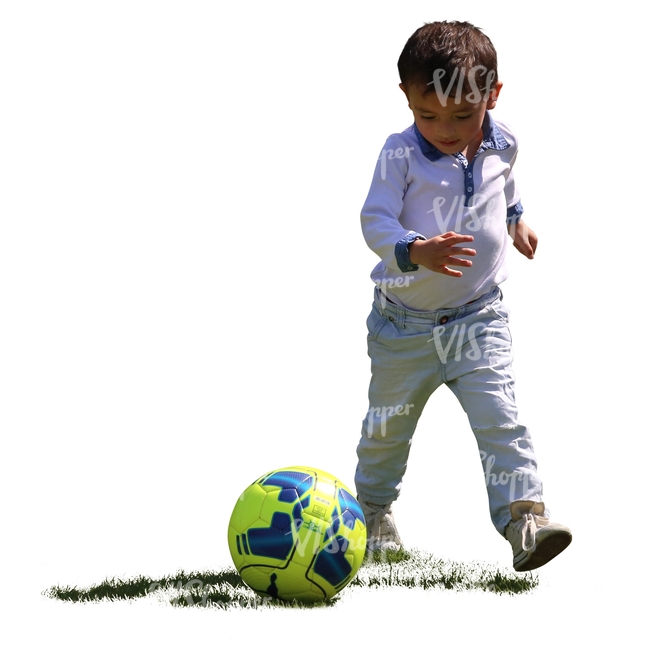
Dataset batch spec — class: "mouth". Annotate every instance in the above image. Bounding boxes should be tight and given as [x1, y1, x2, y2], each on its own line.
[438, 139, 460, 147]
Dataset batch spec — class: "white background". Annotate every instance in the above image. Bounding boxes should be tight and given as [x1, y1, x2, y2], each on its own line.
[2, 1, 648, 646]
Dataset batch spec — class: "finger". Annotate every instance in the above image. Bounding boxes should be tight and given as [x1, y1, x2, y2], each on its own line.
[445, 256, 473, 267]
[448, 246, 476, 256]
[441, 232, 475, 243]
[441, 246, 476, 259]
[514, 241, 533, 259]
[441, 265, 464, 277]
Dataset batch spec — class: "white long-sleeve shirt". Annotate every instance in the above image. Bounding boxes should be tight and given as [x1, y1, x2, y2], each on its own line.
[361, 113, 523, 311]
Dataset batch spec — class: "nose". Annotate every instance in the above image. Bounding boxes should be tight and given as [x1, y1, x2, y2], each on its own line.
[437, 124, 455, 138]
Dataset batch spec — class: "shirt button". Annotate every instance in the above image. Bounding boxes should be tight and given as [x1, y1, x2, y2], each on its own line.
[468, 172, 473, 178]
[467, 186, 473, 192]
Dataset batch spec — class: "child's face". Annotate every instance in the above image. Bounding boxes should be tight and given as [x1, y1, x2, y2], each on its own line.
[400, 82, 502, 155]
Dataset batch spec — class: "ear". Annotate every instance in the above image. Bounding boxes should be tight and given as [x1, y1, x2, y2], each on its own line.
[486, 81, 503, 110]
[399, 83, 411, 108]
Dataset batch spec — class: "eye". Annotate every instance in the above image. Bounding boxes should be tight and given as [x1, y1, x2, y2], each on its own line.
[455, 115, 472, 120]
[420, 115, 435, 121]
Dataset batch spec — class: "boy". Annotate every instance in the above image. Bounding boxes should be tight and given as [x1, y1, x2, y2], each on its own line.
[355, 21, 571, 571]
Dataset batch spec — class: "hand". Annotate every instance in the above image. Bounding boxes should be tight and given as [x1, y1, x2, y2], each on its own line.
[510, 220, 538, 259]
[408, 232, 476, 277]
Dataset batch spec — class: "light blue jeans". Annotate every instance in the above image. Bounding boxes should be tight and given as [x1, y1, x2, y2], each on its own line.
[355, 285, 544, 535]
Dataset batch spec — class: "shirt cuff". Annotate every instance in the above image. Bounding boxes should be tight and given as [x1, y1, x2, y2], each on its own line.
[506, 202, 524, 224]
[395, 232, 426, 272]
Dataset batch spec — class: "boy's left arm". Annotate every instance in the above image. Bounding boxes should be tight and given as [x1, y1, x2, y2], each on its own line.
[510, 220, 537, 259]
[503, 134, 537, 260]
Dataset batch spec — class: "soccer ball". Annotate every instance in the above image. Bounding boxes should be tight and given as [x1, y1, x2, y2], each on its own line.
[227, 466, 367, 603]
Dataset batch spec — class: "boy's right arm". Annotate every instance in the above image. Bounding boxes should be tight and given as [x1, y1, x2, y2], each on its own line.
[361, 135, 476, 277]
[360, 136, 417, 274]
[408, 233, 476, 277]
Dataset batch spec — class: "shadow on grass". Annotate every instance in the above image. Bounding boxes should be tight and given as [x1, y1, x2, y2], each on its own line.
[43, 549, 538, 609]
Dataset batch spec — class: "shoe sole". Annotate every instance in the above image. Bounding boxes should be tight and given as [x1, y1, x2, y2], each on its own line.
[514, 529, 572, 572]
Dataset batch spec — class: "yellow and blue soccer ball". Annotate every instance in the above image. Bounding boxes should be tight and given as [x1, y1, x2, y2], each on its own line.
[228, 466, 367, 602]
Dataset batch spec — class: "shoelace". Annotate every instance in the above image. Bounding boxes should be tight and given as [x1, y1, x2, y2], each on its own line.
[364, 503, 391, 532]
[363, 502, 401, 544]
[520, 512, 538, 552]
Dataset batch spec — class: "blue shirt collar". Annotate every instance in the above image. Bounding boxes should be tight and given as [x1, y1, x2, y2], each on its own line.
[412, 111, 510, 162]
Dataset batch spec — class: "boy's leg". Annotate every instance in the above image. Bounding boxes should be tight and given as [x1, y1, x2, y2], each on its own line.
[444, 291, 571, 569]
[443, 292, 543, 534]
[355, 298, 443, 548]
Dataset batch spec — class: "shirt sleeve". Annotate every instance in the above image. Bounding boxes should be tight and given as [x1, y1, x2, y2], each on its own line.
[504, 146, 524, 225]
[361, 135, 425, 273]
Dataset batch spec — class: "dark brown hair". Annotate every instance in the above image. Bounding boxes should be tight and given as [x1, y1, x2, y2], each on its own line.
[398, 21, 498, 96]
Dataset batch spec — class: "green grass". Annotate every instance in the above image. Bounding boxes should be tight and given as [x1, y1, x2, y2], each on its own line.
[42, 549, 538, 608]
[356, 549, 537, 595]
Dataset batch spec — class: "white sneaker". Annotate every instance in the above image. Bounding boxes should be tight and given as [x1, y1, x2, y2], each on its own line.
[358, 499, 403, 552]
[505, 501, 572, 572]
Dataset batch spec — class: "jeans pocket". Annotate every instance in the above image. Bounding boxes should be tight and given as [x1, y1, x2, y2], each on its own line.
[486, 298, 510, 324]
[367, 305, 390, 342]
